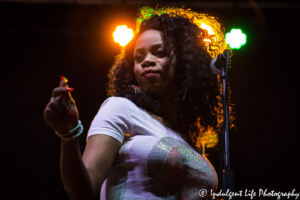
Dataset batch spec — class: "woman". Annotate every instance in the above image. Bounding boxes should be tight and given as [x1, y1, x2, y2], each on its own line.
[44, 6, 228, 200]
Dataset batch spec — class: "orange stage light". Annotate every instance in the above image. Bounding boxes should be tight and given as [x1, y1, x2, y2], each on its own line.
[113, 25, 134, 47]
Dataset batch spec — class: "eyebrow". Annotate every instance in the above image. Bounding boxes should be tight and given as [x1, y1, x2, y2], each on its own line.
[134, 43, 164, 53]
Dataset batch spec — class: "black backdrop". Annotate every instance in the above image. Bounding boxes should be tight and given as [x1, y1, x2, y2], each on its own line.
[1, 2, 300, 199]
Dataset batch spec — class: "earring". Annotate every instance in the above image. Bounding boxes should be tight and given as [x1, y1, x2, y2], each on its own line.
[182, 87, 187, 100]
[131, 85, 141, 93]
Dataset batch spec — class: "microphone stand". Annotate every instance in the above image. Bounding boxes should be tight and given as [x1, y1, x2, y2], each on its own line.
[217, 49, 235, 200]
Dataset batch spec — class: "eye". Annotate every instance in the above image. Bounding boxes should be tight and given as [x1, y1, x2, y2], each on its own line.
[156, 48, 166, 58]
[134, 54, 145, 63]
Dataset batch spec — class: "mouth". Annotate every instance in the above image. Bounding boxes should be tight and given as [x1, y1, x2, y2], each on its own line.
[141, 70, 160, 76]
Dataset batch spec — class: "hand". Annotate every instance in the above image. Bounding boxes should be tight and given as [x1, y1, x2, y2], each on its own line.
[44, 77, 79, 134]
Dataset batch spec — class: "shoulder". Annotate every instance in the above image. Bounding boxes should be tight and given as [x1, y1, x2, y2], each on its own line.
[101, 96, 137, 108]
[88, 97, 137, 142]
[100, 96, 143, 115]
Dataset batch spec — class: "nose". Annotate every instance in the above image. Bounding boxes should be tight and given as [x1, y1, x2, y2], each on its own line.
[141, 54, 156, 68]
[142, 59, 156, 68]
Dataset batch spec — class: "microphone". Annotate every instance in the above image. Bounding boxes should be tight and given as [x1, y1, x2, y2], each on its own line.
[210, 49, 230, 75]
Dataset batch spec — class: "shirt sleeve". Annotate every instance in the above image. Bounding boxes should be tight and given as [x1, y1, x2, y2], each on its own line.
[86, 97, 132, 144]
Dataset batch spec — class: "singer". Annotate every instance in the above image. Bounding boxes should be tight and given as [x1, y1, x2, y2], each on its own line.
[44, 6, 229, 200]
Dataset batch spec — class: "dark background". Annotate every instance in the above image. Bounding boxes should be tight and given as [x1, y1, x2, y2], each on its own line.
[1, 0, 299, 199]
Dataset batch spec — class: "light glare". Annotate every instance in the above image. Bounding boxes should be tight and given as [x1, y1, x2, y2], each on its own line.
[203, 38, 212, 43]
[200, 24, 214, 35]
[199, 129, 219, 148]
[225, 29, 247, 49]
[113, 25, 134, 47]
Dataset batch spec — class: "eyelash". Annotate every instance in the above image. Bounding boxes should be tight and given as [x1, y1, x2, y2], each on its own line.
[134, 49, 165, 63]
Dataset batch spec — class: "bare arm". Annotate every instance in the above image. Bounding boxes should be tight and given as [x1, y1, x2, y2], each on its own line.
[60, 135, 121, 200]
[44, 78, 121, 200]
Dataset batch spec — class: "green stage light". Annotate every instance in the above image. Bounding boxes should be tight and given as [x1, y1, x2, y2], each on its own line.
[225, 29, 246, 49]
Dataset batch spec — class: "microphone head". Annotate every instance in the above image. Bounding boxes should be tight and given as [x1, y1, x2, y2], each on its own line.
[210, 49, 230, 75]
[210, 56, 221, 75]
[222, 49, 231, 58]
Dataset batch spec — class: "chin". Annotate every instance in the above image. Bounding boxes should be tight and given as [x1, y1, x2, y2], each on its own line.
[141, 86, 156, 93]
[145, 88, 166, 98]
[141, 83, 171, 96]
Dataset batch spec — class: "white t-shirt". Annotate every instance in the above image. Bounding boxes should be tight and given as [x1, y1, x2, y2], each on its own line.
[87, 97, 217, 200]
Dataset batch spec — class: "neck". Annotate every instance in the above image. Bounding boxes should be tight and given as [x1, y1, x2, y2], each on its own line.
[150, 94, 180, 131]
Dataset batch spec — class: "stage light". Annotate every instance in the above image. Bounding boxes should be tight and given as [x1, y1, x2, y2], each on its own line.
[226, 29, 247, 49]
[113, 25, 134, 47]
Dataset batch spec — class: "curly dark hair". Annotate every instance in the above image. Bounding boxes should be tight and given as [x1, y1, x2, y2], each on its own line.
[107, 7, 230, 148]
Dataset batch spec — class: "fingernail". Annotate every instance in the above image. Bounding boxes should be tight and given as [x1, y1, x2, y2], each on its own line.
[65, 87, 74, 92]
[61, 76, 68, 83]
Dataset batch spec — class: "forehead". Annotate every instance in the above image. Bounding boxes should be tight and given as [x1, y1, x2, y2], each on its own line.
[134, 29, 164, 50]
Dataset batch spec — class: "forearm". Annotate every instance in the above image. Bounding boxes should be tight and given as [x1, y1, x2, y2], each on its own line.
[60, 138, 97, 200]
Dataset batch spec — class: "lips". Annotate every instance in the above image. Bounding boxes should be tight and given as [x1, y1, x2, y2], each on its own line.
[141, 69, 160, 76]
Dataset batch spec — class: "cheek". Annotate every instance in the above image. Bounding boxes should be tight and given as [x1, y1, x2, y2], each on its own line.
[170, 56, 176, 66]
[167, 67, 176, 83]
[163, 61, 175, 82]
[133, 64, 140, 84]
[162, 58, 174, 75]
